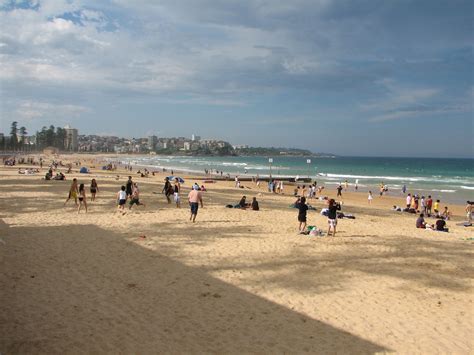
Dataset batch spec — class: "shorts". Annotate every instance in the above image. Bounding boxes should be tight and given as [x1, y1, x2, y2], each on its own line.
[190, 202, 199, 214]
[69, 191, 77, 199]
[119, 199, 126, 206]
[174, 193, 180, 202]
[130, 198, 140, 206]
[90, 188, 97, 194]
[298, 215, 307, 223]
[328, 218, 337, 227]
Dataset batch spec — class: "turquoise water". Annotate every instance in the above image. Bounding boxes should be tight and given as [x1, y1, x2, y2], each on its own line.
[118, 155, 474, 204]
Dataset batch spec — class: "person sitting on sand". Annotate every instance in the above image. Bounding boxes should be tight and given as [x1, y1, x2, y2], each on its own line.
[416, 214, 427, 229]
[78, 183, 88, 213]
[441, 206, 451, 220]
[117, 186, 127, 211]
[392, 205, 402, 212]
[64, 178, 79, 206]
[200, 185, 206, 191]
[251, 197, 259, 211]
[435, 218, 448, 232]
[296, 196, 308, 233]
[238, 196, 250, 209]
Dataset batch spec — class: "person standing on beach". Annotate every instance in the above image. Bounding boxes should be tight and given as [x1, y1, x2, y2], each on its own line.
[117, 186, 127, 212]
[420, 196, 426, 215]
[162, 177, 172, 204]
[368, 191, 373, 204]
[78, 183, 88, 213]
[327, 199, 338, 237]
[402, 185, 407, 194]
[406, 193, 412, 209]
[126, 176, 133, 199]
[426, 195, 433, 216]
[466, 201, 472, 225]
[336, 184, 343, 197]
[173, 178, 181, 208]
[296, 196, 308, 233]
[64, 178, 79, 206]
[188, 185, 203, 222]
[90, 179, 98, 201]
[344, 180, 348, 191]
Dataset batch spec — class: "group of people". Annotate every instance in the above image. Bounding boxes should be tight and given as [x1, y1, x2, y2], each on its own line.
[296, 197, 340, 236]
[64, 178, 99, 213]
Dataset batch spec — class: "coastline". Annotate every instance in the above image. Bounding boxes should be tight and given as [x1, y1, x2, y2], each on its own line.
[1, 153, 473, 353]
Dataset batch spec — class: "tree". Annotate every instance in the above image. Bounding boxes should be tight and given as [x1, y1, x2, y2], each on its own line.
[45, 125, 55, 147]
[19, 126, 27, 151]
[10, 121, 18, 150]
[55, 127, 66, 149]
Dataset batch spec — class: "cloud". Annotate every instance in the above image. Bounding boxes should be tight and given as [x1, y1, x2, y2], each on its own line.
[14, 100, 90, 121]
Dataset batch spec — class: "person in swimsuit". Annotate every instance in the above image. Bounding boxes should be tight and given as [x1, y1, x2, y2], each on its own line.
[90, 179, 98, 201]
[78, 183, 88, 213]
[368, 191, 373, 204]
[64, 178, 79, 206]
[129, 183, 145, 209]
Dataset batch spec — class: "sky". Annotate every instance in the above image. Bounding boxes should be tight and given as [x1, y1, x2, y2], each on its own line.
[0, 0, 472, 158]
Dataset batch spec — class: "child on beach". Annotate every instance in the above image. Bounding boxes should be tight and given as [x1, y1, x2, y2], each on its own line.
[117, 186, 127, 211]
[368, 191, 373, 204]
[296, 197, 308, 233]
[64, 178, 79, 206]
[434, 199, 440, 217]
[90, 179, 98, 201]
[78, 183, 87, 213]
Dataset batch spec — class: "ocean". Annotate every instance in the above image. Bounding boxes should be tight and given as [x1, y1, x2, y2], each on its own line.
[116, 155, 474, 204]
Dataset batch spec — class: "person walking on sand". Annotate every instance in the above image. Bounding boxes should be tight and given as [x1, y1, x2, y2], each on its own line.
[117, 185, 127, 212]
[90, 178, 98, 201]
[368, 191, 373, 204]
[173, 178, 181, 208]
[327, 199, 338, 237]
[163, 177, 172, 204]
[129, 183, 145, 209]
[296, 196, 309, 233]
[64, 178, 79, 206]
[126, 176, 133, 199]
[466, 201, 472, 225]
[78, 183, 88, 213]
[336, 184, 343, 197]
[188, 185, 203, 222]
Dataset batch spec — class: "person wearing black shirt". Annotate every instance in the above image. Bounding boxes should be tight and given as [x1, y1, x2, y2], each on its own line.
[297, 197, 309, 232]
[327, 199, 338, 237]
[251, 197, 259, 211]
[126, 176, 133, 198]
[435, 218, 448, 232]
[337, 185, 343, 197]
[162, 177, 172, 203]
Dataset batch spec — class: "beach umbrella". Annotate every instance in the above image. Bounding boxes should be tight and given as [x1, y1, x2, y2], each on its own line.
[167, 176, 185, 183]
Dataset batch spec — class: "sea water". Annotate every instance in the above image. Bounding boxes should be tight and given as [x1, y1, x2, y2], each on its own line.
[117, 155, 473, 204]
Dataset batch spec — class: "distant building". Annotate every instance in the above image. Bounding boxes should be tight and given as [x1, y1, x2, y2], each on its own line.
[191, 134, 201, 141]
[148, 135, 158, 150]
[183, 142, 191, 151]
[64, 125, 78, 151]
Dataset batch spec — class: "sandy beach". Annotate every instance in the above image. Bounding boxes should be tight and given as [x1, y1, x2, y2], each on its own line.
[1, 154, 473, 354]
